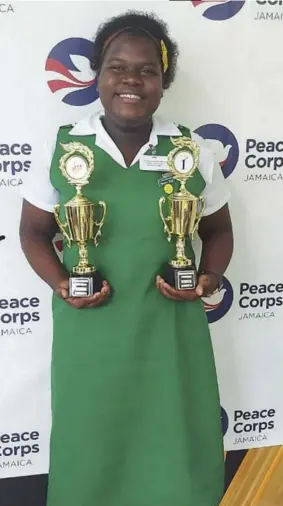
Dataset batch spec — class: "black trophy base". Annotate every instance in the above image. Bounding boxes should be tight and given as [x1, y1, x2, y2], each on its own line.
[161, 263, 197, 291]
[69, 271, 103, 297]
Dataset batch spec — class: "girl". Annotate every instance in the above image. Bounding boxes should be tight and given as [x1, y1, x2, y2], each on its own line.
[20, 11, 233, 506]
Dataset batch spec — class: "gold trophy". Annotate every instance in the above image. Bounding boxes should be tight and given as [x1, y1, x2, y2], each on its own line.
[54, 142, 106, 297]
[159, 137, 205, 290]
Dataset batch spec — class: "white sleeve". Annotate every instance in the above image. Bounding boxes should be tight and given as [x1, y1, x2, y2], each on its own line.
[192, 132, 231, 216]
[20, 138, 59, 213]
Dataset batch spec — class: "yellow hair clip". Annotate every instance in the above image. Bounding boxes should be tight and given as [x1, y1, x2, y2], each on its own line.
[161, 40, 168, 74]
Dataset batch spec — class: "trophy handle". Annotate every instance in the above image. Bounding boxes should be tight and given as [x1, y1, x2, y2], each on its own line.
[54, 205, 71, 248]
[159, 197, 172, 241]
[94, 200, 107, 247]
[191, 196, 205, 239]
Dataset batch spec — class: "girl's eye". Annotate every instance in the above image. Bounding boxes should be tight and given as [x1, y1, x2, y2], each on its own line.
[141, 68, 156, 75]
[110, 66, 125, 72]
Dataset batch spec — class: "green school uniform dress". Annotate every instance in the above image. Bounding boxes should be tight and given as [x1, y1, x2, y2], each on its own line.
[47, 122, 224, 506]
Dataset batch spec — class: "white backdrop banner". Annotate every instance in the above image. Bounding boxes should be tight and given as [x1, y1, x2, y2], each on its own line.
[1, 0, 283, 478]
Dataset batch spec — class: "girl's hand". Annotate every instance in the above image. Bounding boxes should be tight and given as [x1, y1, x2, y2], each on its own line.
[55, 279, 111, 309]
[156, 273, 220, 301]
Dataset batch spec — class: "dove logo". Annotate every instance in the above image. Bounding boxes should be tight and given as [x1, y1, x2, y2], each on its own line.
[46, 38, 99, 106]
[194, 124, 239, 178]
[221, 407, 229, 436]
[203, 277, 233, 323]
[191, 0, 245, 21]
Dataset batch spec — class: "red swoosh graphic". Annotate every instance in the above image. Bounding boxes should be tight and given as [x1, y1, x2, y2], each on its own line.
[48, 79, 91, 92]
[45, 58, 94, 86]
[204, 301, 221, 311]
[192, 0, 228, 5]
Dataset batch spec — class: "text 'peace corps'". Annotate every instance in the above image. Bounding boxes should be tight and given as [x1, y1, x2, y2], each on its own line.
[245, 139, 283, 171]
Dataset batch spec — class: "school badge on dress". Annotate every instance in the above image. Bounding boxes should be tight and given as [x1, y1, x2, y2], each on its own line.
[157, 172, 174, 188]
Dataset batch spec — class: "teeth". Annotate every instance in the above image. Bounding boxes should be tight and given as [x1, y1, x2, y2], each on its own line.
[119, 94, 141, 100]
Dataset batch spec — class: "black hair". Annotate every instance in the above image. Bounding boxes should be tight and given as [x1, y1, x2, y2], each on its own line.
[90, 10, 179, 90]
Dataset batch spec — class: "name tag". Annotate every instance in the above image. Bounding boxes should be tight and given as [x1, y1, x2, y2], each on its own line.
[139, 155, 170, 172]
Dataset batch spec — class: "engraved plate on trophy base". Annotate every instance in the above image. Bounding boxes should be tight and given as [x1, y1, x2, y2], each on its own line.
[161, 263, 197, 291]
[69, 271, 103, 297]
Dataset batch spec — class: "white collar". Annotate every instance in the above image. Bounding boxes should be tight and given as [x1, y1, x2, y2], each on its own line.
[70, 110, 181, 144]
[67, 110, 214, 183]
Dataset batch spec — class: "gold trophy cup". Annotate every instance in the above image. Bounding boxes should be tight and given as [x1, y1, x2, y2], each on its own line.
[159, 137, 205, 290]
[54, 142, 106, 297]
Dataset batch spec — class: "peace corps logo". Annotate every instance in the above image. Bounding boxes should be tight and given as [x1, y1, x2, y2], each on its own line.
[45, 38, 98, 106]
[194, 124, 239, 178]
[191, 0, 245, 21]
[221, 407, 229, 436]
[203, 277, 233, 323]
